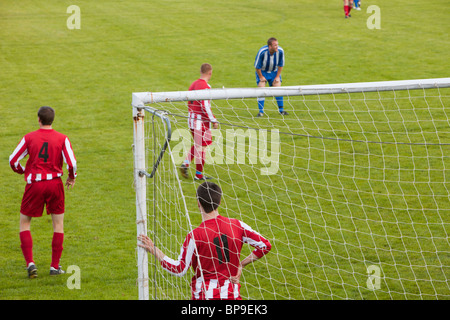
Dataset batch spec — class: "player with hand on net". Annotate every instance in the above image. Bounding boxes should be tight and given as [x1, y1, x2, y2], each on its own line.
[138, 181, 272, 300]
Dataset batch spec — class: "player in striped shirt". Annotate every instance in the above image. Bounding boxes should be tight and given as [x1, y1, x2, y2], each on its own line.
[180, 63, 218, 180]
[138, 181, 272, 300]
[9, 106, 77, 278]
[254, 37, 288, 117]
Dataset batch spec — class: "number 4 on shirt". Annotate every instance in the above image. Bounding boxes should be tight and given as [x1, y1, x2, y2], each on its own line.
[39, 142, 49, 163]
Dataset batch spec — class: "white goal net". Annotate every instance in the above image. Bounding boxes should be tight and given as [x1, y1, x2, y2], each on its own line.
[133, 78, 450, 300]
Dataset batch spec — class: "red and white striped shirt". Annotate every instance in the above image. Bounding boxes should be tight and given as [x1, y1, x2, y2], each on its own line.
[187, 78, 217, 131]
[9, 128, 77, 184]
[159, 215, 271, 300]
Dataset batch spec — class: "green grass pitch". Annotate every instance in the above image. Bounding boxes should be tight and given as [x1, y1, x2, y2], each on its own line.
[0, 0, 448, 300]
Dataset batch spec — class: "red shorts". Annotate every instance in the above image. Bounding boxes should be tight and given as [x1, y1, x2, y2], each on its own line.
[20, 178, 65, 217]
[191, 127, 212, 147]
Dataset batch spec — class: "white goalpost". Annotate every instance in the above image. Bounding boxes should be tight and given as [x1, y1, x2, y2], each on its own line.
[133, 78, 450, 300]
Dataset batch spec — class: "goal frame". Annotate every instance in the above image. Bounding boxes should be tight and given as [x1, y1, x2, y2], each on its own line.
[132, 77, 450, 300]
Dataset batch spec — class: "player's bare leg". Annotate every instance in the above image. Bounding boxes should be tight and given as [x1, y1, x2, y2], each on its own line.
[20, 213, 32, 232]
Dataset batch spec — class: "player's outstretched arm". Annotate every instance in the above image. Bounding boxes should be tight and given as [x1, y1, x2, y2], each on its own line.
[138, 234, 166, 262]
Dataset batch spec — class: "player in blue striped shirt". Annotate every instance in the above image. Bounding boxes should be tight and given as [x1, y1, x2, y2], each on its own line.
[254, 37, 288, 117]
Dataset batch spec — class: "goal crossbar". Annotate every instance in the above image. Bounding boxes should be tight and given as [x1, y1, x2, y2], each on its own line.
[132, 78, 450, 107]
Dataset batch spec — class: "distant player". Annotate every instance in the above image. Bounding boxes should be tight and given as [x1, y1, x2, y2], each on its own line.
[343, 0, 354, 18]
[9, 106, 77, 278]
[138, 181, 272, 300]
[254, 37, 287, 117]
[179, 63, 218, 181]
[353, 0, 361, 10]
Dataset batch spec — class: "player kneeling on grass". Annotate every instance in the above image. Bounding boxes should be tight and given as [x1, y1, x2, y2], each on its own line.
[138, 181, 272, 300]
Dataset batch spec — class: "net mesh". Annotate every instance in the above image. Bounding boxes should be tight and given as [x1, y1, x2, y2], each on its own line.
[142, 86, 450, 300]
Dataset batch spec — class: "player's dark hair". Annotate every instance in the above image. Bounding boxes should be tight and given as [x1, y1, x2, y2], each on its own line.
[38, 106, 55, 125]
[197, 181, 222, 214]
[267, 37, 278, 46]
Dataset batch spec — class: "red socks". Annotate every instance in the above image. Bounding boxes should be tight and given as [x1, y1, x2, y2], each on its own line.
[20, 230, 64, 269]
[344, 5, 352, 16]
[51, 232, 64, 269]
[20, 230, 34, 266]
[186, 145, 195, 164]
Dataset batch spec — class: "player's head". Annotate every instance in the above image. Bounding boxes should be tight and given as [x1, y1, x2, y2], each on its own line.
[200, 63, 213, 81]
[38, 106, 55, 126]
[267, 37, 279, 53]
[196, 181, 222, 214]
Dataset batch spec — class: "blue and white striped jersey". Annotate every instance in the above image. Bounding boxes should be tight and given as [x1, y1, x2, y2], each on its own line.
[254, 45, 285, 73]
